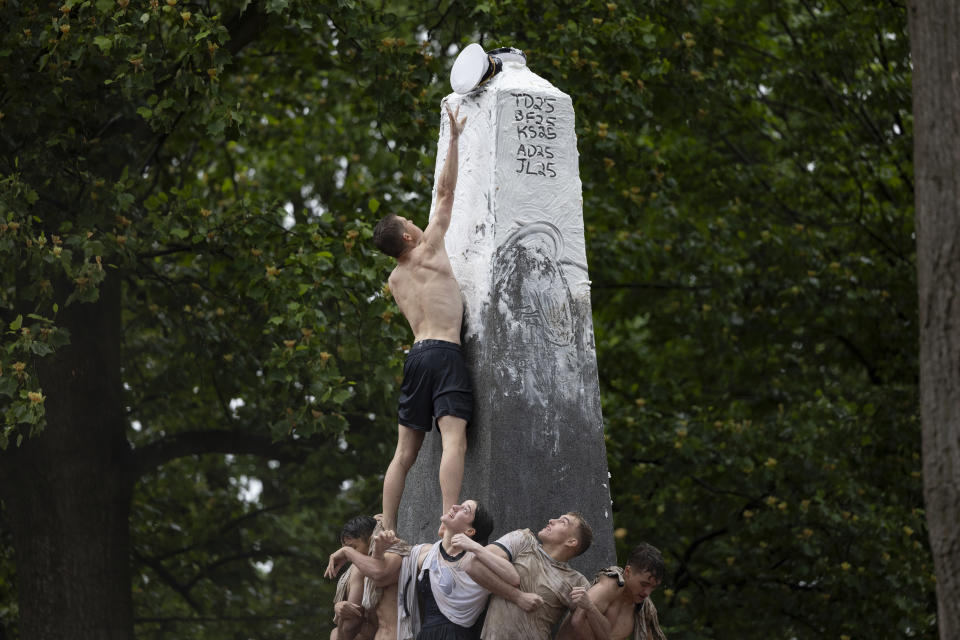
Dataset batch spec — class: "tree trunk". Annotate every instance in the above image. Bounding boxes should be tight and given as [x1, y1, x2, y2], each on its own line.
[0, 274, 134, 640]
[907, 2, 960, 638]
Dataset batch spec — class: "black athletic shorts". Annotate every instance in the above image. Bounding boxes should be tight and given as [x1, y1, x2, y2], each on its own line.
[398, 340, 473, 432]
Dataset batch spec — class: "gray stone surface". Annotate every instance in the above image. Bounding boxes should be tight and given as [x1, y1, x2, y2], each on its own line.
[397, 59, 615, 576]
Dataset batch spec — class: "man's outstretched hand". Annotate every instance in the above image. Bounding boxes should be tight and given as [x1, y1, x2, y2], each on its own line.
[370, 529, 398, 559]
[446, 103, 467, 138]
[324, 547, 350, 579]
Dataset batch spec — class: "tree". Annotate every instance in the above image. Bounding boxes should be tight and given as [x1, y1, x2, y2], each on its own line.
[588, 0, 933, 637]
[907, 1, 960, 637]
[1, 1, 418, 637]
[0, 0, 936, 638]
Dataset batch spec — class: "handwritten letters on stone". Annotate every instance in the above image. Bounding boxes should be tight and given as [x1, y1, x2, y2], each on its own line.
[512, 92, 559, 178]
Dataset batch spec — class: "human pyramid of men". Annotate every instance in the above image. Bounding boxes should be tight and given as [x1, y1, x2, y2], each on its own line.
[324, 105, 666, 640]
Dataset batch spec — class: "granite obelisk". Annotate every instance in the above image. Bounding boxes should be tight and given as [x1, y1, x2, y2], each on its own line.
[397, 51, 615, 574]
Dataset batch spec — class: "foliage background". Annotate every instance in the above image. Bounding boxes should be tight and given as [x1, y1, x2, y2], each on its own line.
[0, 0, 931, 638]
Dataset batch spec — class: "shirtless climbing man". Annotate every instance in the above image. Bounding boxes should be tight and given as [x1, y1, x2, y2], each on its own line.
[372, 102, 472, 533]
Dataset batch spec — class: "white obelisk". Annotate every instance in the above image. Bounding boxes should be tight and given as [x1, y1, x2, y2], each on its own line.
[398, 50, 615, 574]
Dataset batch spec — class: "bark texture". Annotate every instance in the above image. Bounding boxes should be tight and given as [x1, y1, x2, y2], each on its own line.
[0, 275, 134, 640]
[907, 1, 960, 637]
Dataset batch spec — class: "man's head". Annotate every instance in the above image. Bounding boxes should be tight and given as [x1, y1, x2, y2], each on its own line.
[538, 511, 593, 558]
[469, 501, 495, 546]
[373, 213, 420, 258]
[440, 499, 495, 546]
[623, 542, 665, 604]
[340, 515, 377, 554]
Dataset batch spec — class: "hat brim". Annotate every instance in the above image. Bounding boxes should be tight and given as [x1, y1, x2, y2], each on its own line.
[450, 43, 493, 94]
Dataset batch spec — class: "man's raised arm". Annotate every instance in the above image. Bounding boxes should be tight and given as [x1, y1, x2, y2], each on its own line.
[459, 540, 543, 613]
[423, 103, 467, 246]
[559, 585, 612, 640]
[452, 534, 520, 587]
[324, 530, 402, 587]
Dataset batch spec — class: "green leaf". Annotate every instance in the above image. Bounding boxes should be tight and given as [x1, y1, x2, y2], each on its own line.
[29, 342, 53, 356]
[206, 118, 226, 136]
[93, 36, 112, 52]
[116, 193, 134, 210]
[0, 376, 17, 398]
[331, 388, 352, 405]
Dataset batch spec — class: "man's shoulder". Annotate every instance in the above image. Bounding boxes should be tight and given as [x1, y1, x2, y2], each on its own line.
[387, 263, 405, 280]
[386, 267, 402, 293]
[414, 242, 448, 266]
[557, 562, 589, 585]
[503, 528, 537, 546]
[539, 558, 588, 592]
[391, 244, 442, 273]
[489, 528, 536, 559]
[386, 263, 413, 299]
[592, 565, 626, 586]
[588, 572, 623, 607]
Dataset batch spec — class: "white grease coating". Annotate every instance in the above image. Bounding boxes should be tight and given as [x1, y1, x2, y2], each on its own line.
[430, 62, 589, 346]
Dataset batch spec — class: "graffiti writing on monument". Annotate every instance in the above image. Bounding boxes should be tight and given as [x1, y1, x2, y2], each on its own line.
[485, 221, 583, 405]
[492, 222, 575, 348]
[512, 92, 558, 178]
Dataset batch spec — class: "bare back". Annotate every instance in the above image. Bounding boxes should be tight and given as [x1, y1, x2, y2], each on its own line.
[389, 243, 463, 344]
[372, 583, 398, 640]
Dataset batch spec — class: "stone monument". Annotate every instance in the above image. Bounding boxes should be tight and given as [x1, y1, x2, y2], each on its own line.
[397, 46, 615, 574]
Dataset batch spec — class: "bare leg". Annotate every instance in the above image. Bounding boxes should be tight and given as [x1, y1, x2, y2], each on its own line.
[436, 415, 467, 519]
[381, 425, 425, 532]
[333, 566, 367, 640]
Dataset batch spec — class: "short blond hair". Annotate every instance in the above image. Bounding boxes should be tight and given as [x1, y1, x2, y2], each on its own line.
[567, 511, 593, 556]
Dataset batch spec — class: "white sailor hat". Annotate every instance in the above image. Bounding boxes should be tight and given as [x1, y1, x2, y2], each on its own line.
[450, 44, 526, 95]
